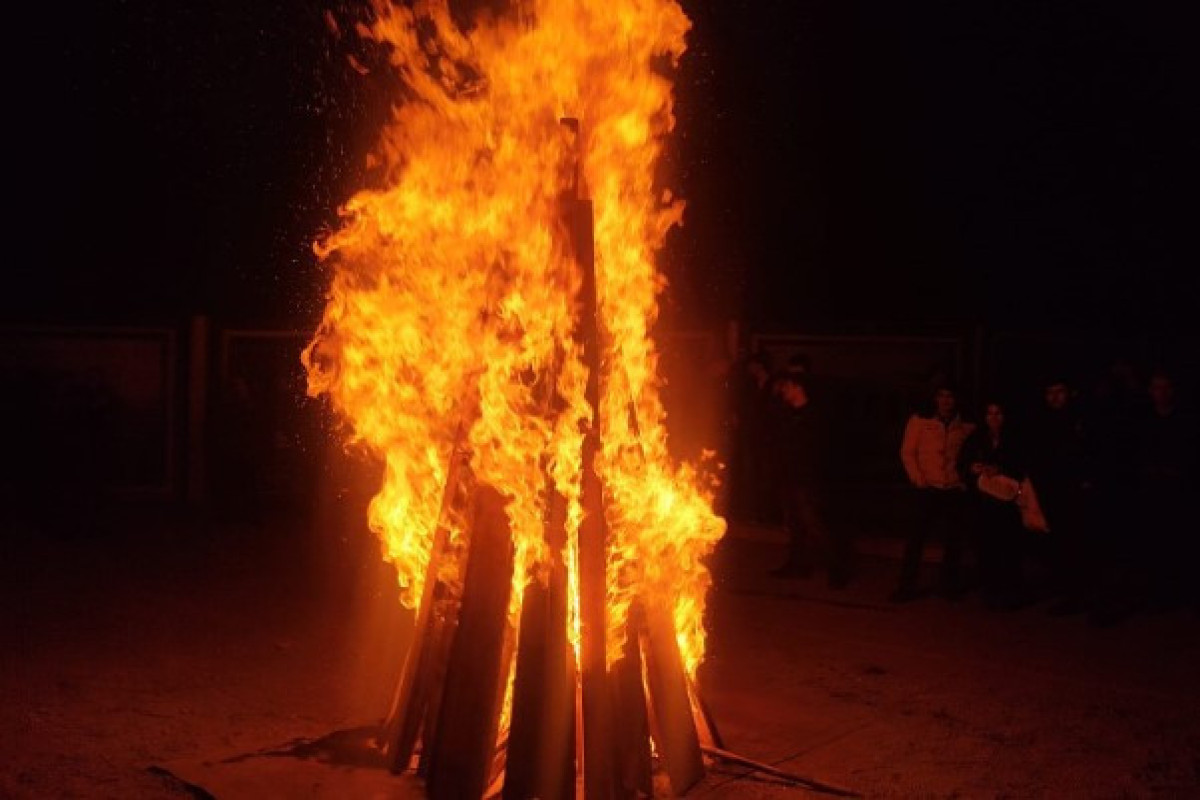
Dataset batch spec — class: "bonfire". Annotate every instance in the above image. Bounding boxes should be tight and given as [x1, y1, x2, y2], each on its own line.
[303, 1, 749, 796]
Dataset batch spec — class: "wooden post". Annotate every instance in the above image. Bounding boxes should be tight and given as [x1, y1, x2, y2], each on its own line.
[426, 486, 516, 800]
[562, 116, 621, 800]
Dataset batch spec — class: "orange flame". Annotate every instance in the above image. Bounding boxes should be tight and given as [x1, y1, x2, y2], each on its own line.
[304, 0, 725, 677]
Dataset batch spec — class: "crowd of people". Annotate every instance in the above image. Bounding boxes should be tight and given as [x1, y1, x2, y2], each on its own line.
[728, 352, 1198, 625]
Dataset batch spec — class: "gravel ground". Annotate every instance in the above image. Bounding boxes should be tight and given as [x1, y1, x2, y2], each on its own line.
[3, 507, 1197, 798]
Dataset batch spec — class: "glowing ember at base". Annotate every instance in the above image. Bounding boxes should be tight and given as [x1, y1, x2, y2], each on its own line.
[303, 0, 727, 796]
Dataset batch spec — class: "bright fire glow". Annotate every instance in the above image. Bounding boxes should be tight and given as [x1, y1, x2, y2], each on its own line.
[303, 0, 725, 677]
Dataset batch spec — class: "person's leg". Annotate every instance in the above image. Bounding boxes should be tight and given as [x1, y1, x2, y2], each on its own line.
[795, 486, 847, 586]
[1162, 483, 1191, 607]
[936, 490, 967, 598]
[772, 485, 811, 576]
[729, 436, 752, 520]
[1086, 492, 1126, 626]
[893, 489, 930, 601]
[1128, 486, 1160, 610]
[756, 435, 782, 525]
[738, 433, 767, 523]
[813, 488, 853, 588]
[985, 503, 1029, 608]
[975, 501, 1002, 601]
[995, 505, 1025, 600]
[1176, 487, 1200, 612]
[1044, 528, 1074, 610]
[1048, 491, 1088, 615]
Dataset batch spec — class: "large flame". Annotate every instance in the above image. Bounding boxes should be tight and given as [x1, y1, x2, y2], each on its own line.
[304, 0, 725, 676]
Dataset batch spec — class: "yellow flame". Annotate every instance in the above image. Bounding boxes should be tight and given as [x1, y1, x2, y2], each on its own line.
[304, 0, 725, 678]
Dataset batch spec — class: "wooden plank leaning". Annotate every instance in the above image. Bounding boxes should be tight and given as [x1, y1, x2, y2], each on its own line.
[562, 116, 619, 800]
[611, 606, 653, 799]
[425, 486, 516, 799]
[504, 484, 576, 800]
[383, 424, 468, 773]
[640, 602, 705, 796]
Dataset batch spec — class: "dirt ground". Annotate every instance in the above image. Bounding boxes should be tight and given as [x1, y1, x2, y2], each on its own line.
[3, 505, 1198, 799]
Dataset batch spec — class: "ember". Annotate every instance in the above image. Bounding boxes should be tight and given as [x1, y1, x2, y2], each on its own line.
[303, 0, 727, 796]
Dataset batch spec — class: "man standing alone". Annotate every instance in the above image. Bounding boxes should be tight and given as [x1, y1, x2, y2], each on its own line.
[770, 372, 851, 587]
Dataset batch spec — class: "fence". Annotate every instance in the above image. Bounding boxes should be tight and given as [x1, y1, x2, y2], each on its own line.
[2, 320, 1187, 519]
[0, 326, 177, 500]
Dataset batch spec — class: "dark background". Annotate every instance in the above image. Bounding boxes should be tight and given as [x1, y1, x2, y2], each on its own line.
[3, 14, 1198, 794]
[670, 0, 1197, 332]
[10, 0, 1198, 332]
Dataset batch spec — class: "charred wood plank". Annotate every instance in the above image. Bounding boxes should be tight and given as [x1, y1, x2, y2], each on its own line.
[640, 603, 704, 796]
[425, 486, 515, 800]
[578, 387, 617, 800]
[384, 430, 467, 772]
[504, 487, 576, 800]
[611, 607, 653, 799]
[416, 597, 459, 779]
[688, 677, 726, 751]
[563, 116, 619, 800]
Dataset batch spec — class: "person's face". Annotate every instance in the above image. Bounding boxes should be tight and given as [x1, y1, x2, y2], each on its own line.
[1044, 383, 1069, 411]
[1148, 376, 1175, 409]
[934, 389, 956, 417]
[985, 403, 1004, 433]
[748, 362, 768, 385]
[782, 381, 808, 409]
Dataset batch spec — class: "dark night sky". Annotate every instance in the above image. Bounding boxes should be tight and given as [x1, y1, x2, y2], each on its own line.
[12, 0, 1198, 333]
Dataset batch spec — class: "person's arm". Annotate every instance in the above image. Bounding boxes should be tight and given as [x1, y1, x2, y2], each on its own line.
[957, 429, 982, 484]
[900, 415, 927, 487]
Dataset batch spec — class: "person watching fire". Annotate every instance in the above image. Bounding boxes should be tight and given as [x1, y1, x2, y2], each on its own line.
[893, 384, 976, 602]
[769, 372, 852, 588]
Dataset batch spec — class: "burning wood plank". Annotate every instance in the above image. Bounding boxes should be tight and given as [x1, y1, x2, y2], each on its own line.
[383, 429, 468, 773]
[504, 487, 576, 800]
[688, 677, 726, 751]
[640, 603, 705, 796]
[424, 487, 515, 800]
[610, 622, 653, 798]
[577, 454, 618, 799]
[416, 602, 459, 780]
[563, 118, 624, 800]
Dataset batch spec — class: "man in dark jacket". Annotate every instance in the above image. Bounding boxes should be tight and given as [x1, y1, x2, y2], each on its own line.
[732, 352, 776, 523]
[1028, 377, 1096, 616]
[1135, 370, 1198, 609]
[769, 372, 851, 587]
